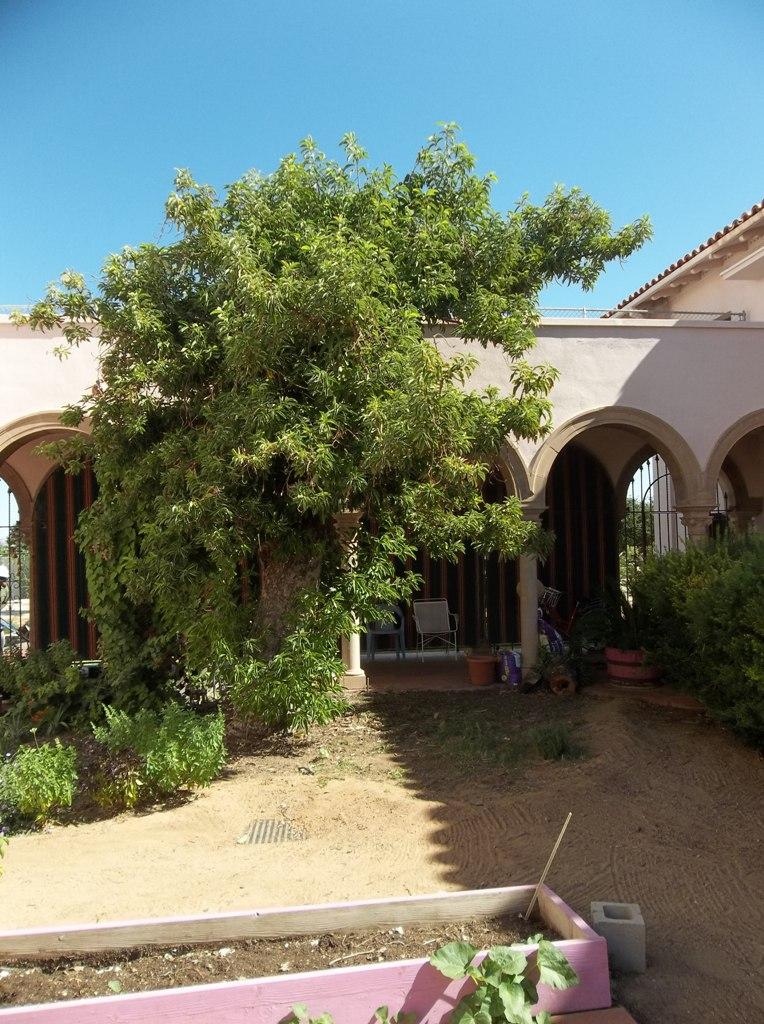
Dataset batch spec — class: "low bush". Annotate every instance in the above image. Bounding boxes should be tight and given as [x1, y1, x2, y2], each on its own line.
[0, 738, 78, 823]
[632, 535, 764, 746]
[530, 722, 584, 761]
[92, 702, 226, 808]
[0, 641, 105, 736]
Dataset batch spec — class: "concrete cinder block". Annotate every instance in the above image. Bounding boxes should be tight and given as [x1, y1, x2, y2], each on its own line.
[590, 901, 646, 974]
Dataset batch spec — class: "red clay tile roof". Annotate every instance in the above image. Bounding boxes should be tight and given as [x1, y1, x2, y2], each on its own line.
[605, 198, 764, 316]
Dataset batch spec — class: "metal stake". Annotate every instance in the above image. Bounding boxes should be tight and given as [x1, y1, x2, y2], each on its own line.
[524, 812, 573, 922]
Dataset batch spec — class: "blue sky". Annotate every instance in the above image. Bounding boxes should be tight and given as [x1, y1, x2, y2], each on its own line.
[1, 0, 761, 311]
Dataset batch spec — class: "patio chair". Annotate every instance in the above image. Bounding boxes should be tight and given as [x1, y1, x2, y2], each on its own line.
[412, 599, 459, 659]
[539, 586, 562, 612]
[364, 604, 406, 660]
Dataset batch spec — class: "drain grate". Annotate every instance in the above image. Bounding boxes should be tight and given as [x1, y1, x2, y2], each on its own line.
[237, 819, 306, 845]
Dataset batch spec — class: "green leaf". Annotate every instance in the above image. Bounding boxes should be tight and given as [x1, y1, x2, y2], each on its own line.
[451, 1005, 492, 1024]
[374, 1009, 389, 1024]
[430, 940, 478, 979]
[498, 979, 527, 1016]
[535, 939, 579, 990]
[107, 979, 123, 993]
[485, 945, 528, 977]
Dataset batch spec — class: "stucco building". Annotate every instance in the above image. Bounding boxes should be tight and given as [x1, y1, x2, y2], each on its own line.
[1, 199, 763, 671]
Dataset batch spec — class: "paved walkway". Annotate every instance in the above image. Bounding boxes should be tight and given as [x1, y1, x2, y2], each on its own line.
[363, 652, 471, 691]
[361, 653, 704, 717]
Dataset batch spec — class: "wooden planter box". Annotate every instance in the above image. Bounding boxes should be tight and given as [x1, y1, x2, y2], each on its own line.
[0, 884, 610, 1023]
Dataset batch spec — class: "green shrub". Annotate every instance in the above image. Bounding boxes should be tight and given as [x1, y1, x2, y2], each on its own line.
[0, 739, 78, 822]
[92, 702, 226, 808]
[632, 535, 764, 745]
[0, 641, 105, 735]
[531, 722, 585, 761]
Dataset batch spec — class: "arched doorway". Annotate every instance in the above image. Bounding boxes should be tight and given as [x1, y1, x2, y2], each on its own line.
[530, 406, 710, 614]
[705, 413, 764, 533]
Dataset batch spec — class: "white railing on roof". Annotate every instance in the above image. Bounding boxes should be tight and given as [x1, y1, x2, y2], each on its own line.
[541, 307, 746, 321]
[2, 304, 746, 322]
[539, 307, 610, 318]
[609, 308, 745, 321]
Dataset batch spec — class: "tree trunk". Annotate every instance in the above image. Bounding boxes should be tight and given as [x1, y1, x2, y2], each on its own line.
[252, 546, 322, 659]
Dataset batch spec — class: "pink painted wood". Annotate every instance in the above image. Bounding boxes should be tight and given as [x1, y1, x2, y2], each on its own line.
[0, 887, 610, 1023]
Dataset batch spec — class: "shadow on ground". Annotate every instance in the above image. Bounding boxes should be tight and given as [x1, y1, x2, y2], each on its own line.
[353, 682, 764, 1024]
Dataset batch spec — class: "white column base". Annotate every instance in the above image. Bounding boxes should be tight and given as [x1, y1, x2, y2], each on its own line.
[341, 633, 367, 690]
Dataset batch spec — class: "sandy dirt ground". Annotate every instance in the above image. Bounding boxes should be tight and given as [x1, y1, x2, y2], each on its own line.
[2, 690, 763, 1023]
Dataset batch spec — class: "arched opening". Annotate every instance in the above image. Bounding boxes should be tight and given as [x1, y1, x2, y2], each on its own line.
[0, 415, 96, 659]
[531, 408, 710, 610]
[705, 414, 764, 533]
[530, 406, 702, 506]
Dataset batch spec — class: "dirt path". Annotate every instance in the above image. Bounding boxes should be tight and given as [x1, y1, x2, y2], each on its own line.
[2, 691, 762, 1022]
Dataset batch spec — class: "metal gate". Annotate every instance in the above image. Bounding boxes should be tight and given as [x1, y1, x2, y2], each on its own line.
[620, 456, 730, 594]
[0, 479, 30, 656]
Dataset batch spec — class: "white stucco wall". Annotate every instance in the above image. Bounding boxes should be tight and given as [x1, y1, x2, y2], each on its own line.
[434, 318, 764, 502]
[0, 318, 99, 432]
[661, 271, 764, 322]
[2, 315, 763, 511]
[533, 319, 764, 471]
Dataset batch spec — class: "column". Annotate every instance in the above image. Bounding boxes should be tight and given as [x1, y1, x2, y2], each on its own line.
[334, 510, 367, 691]
[518, 505, 545, 677]
[676, 505, 712, 544]
[732, 501, 762, 534]
[340, 634, 364, 687]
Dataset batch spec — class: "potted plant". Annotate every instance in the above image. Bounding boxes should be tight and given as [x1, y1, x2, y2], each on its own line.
[466, 652, 498, 686]
[602, 586, 661, 687]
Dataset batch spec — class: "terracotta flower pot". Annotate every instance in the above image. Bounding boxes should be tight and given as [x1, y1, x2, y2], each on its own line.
[467, 655, 498, 686]
[605, 647, 662, 687]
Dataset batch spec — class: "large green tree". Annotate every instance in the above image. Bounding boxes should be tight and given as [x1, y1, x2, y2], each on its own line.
[24, 127, 649, 728]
